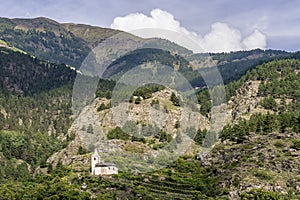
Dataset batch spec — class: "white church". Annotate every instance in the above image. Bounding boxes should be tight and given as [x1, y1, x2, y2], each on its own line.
[91, 150, 118, 175]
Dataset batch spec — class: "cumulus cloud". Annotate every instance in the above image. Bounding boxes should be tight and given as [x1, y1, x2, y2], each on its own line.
[110, 9, 267, 53]
[201, 22, 243, 52]
[242, 29, 267, 50]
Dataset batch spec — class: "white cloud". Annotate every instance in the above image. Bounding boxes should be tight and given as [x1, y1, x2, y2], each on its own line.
[111, 9, 267, 53]
[201, 22, 243, 52]
[111, 9, 191, 35]
[242, 29, 267, 49]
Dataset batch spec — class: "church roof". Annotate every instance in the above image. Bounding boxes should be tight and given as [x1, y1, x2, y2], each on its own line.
[95, 163, 117, 167]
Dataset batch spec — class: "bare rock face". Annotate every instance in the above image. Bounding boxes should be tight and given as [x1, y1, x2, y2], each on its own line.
[226, 80, 262, 123]
[0, 107, 7, 118]
[85, 87, 209, 148]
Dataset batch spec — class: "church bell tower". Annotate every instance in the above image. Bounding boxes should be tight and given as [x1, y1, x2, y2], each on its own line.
[91, 149, 99, 174]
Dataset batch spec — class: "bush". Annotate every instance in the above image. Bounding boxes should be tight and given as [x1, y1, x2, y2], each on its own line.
[241, 189, 284, 200]
[273, 141, 285, 148]
[135, 96, 142, 104]
[107, 127, 130, 140]
[260, 96, 277, 111]
[87, 124, 94, 134]
[158, 131, 172, 143]
[253, 170, 272, 181]
[150, 99, 159, 109]
[291, 140, 300, 150]
[133, 84, 165, 99]
[170, 92, 180, 106]
[77, 146, 88, 155]
[97, 102, 110, 112]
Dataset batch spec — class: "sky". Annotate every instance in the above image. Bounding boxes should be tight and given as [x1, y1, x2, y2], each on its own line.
[0, 0, 299, 52]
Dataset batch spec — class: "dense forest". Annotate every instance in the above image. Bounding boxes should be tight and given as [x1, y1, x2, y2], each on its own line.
[0, 48, 75, 184]
[0, 47, 76, 95]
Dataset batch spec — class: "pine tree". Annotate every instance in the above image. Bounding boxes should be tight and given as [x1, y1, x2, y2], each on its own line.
[170, 92, 180, 106]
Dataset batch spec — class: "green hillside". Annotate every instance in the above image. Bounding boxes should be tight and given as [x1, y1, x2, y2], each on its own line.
[0, 47, 76, 95]
[222, 59, 300, 142]
[0, 17, 91, 68]
[103, 47, 293, 89]
[0, 45, 124, 187]
[63, 23, 121, 48]
[0, 47, 75, 183]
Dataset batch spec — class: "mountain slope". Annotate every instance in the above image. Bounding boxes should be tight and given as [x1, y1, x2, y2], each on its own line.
[0, 47, 76, 183]
[0, 44, 125, 185]
[0, 46, 76, 95]
[39, 59, 300, 199]
[0, 17, 92, 68]
[103, 47, 293, 90]
[0, 17, 192, 70]
[62, 23, 121, 48]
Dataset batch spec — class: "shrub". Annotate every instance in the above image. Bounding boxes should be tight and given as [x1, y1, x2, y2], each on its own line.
[97, 102, 110, 112]
[253, 170, 272, 180]
[170, 92, 180, 106]
[260, 96, 277, 111]
[135, 96, 142, 104]
[87, 124, 94, 134]
[77, 146, 88, 155]
[291, 140, 300, 150]
[273, 141, 285, 148]
[107, 127, 130, 140]
[241, 189, 284, 200]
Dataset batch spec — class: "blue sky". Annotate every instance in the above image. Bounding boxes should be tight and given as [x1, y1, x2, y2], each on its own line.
[1, 0, 299, 52]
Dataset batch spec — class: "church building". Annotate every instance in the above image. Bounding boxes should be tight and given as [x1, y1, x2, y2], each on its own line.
[91, 150, 118, 175]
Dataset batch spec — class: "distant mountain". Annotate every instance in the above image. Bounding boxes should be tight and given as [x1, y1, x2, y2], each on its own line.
[1, 16, 297, 87]
[103, 48, 294, 88]
[62, 23, 121, 48]
[0, 17, 192, 69]
[0, 17, 91, 67]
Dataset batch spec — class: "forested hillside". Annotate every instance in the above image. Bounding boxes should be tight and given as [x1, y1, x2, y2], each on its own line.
[0, 44, 121, 189]
[0, 47, 76, 184]
[0, 17, 91, 67]
[103, 48, 294, 89]
[222, 59, 300, 142]
[3, 58, 296, 199]
[0, 47, 76, 95]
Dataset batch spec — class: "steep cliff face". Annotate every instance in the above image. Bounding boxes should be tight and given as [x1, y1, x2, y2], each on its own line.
[226, 80, 262, 123]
